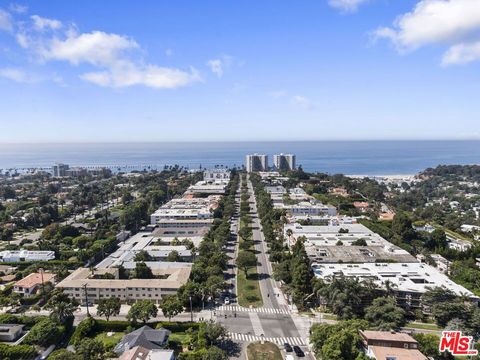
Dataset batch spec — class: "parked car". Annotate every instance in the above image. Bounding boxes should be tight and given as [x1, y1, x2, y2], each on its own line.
[293, 346, 305, 357]
[284, 343, 293, 352]
[224, 297, 230, 305]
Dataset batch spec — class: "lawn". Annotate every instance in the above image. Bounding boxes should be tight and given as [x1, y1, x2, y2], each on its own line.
[169, 332, 192, 346]
[237, 268, 263, 308]
[95, 331, 124, 350]
[237, 213, 263, 308]
[405, 322, 441, 331]
[247, 341, 283, 360]
[322, 313, 338, 321]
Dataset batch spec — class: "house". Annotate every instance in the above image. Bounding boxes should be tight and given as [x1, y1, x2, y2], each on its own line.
[114, 326, 171, 355]
[118, 346, 175, 360]
[360, 330, 428, 360]
[13, 272, 55, 297]
[353, 201, 370, 212]
[0, 324, 24, 342]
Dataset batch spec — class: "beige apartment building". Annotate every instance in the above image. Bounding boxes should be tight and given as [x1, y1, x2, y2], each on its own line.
[56, 266, 191, 304]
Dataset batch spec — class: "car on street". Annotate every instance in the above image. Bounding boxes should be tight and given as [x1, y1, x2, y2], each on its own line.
[293, 346, 305, 357]
[224, 297, 230, 305]
[284, 343, 293, 352]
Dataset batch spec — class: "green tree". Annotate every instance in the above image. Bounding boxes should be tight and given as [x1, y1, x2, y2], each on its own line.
[45, 289, 79, 324]
[236, 250, 257, 277]
[160, 295, 184, 321]
[392, 212, 415, 242]
[133, 262, 154, 279]
[75, 338, 105, 360]
[310, 320, 369, 360]
[97, 297, 121, 321]
[204, 321, 228, 346]
[351, 238, 367, 246]
[321, 328, 362, 360]
[133, 250, 151, 262]
[364, 296, 406, 331]
[127, 299, 158, 324]
[426, 229, 448, 249]
[204, 275, 226, 300]
[166, 250, 181, 262]
[49, 349, 81, 360]
[203, 346, 228, 360]
[23, 318, 62, 346]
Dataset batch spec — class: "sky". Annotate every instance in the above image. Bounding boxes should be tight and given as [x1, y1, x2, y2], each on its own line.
[0, 0, 480, 142]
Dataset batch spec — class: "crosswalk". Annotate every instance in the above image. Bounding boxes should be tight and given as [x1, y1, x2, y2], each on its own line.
[218, 305, 290, 315]
[229, 332, 307, 346]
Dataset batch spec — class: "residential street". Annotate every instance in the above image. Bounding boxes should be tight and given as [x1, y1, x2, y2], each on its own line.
[217, 174, 316, 359]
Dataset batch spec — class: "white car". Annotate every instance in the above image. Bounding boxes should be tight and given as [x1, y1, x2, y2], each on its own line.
[224, 297, 230, 305]
[285, 355, 294, 360]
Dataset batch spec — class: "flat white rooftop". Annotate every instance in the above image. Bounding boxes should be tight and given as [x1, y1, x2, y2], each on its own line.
[313, 262, 476, 297]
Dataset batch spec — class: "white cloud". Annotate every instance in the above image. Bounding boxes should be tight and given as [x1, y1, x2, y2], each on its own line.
[0, 67, 30, 82]
[0, 9, 13, 32]
[38, 31, 200, 88]
[207, 59, 224, 77]
[291, 95, 313, 109]
[41, 31, 138, 66]
[80, 62, 201, 89]
[373, 0, 480, 65]
[0, 11, 202, 89]
[442, 41, 480, 65]
[9, 3, 28, 14]
[206, 55, 233, 78]
[328, 0, 369, 12]
[31, 15, 62, 31]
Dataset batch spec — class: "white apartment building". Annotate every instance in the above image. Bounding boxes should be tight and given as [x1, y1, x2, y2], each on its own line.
[0, 250, 55, 262]
[203, 169, 230, 181]
[245, 154, 268, 172]
[150, 196, 220, 224]
[313, 262, 478, 309]
[273, 154, 296, 171]
[283, 202, 337, 217]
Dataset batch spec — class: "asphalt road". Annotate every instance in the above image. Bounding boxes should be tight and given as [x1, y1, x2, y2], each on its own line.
[219, 175, 315, 360]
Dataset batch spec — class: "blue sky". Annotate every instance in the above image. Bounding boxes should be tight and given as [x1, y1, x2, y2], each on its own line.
[0, 0, 479, 142]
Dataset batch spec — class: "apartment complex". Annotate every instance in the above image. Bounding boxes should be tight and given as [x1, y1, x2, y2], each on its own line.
[186, 169, 231, 195]
[273, 153, 296, 171]
[203, 168, 230, 181]
[56, 265, 191, 304]
[0, 250, 55, 262]
[313, 262, 477, 310]
[245, 154, 268, 172]
[256, 171, 478, 311]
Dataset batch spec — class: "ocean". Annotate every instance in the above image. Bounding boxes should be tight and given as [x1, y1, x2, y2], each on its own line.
[0, 141, 479, 175]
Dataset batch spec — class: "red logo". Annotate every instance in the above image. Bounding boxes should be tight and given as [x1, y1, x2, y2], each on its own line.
[439, 331, 478, 356]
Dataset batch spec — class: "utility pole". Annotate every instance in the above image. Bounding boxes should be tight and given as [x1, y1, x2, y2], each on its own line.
[83, 283, 90, 316]
[189, 295, 193, 322]
[39, 268, 46, 304]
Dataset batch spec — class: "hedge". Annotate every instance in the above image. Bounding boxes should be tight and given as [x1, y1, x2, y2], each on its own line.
[156, 321, 201, 333]
[0, 314, 45, 327]
[70, 318, 202, 340]
[70, 316, 97, 345]
[0, 344, 37, 360]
